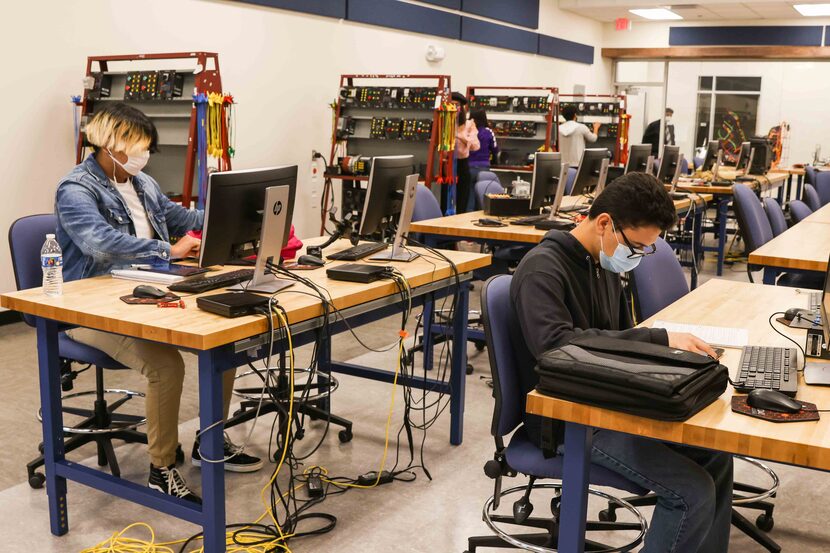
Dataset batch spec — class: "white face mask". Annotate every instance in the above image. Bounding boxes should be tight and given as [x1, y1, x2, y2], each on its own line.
[665, 116, 673, 124]
[108, 149, 150, 176]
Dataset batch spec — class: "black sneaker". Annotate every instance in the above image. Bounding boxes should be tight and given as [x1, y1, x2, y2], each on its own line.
[192, 433, 264, 473]
[148, 464, 202, 504]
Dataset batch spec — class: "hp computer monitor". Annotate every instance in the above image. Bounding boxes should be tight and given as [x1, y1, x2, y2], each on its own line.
[369, 174, 420, 262]
[529, 152, 568, 212]
[748, 137, 772, 175]
[201, 166, 297, 267]
[625, 144, 653, 175]
[571, 148, 610, 197]
[735, 142, 751, 172]
[358, 155, 416, 239]
[656, 146, 681, 184]
[701, 141, 721, 172]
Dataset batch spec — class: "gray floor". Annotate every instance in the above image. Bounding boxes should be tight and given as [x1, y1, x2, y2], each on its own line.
[2, 243, 830, 552]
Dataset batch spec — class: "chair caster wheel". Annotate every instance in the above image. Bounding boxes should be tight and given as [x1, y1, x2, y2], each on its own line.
[175, 444, 184, 465]
[475, 341, 486, 352]
[29, 472, 46, 489]
[339, 429, 353, 443]
[38, 442, 45, 454]
[756, 513, 774, 532]
[598, 509, 617, 522]
[466, 364, 474, 375]
[295, 428, 305, 440]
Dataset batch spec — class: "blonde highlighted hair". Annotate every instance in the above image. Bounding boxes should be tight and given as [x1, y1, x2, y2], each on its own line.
[85, 103, 159, 154]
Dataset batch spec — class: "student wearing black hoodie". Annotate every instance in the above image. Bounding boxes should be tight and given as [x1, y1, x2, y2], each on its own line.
[510, 172, 732, 553]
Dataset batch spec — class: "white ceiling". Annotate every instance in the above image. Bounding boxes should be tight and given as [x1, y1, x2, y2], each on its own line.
[558, 0, 821, 22]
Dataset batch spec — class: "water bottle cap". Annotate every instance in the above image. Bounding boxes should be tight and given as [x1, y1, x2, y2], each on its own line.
[46, 234, 55, 239]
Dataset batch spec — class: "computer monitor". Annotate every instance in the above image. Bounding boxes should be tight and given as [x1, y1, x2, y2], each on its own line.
[358, 155, 416, 240]
[369, 174, 420, 262]
[804, 252, 830, 383]
[748, 137, 772, 175]
[701, 140, 721, 172]
[735, 142, 751, 172]
[571, 148, 610, 197]
[200, 166, 297, 293]
[625, 144, 653, 175]
[656, 146, 681, 184]
[667, 154, 686, 195]
[529, 152, 568, 212]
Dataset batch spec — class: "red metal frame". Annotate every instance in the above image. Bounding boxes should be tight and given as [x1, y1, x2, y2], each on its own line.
[77, 52, 230, 206]
[466, 85, 560, 162]
[558, 93, 628, 165]
[327, 74, 452, 188]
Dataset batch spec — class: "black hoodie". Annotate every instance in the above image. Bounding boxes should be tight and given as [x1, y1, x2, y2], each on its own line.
[509, 230, 669, 445]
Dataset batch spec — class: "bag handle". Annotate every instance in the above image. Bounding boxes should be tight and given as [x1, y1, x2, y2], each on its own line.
[569, 335, 715, 368]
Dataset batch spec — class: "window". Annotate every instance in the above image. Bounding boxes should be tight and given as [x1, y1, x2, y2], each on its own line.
[694, 76, 761, 161]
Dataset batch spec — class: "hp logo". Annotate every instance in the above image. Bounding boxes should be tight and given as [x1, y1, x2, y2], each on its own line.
[273, 201, 283, 216]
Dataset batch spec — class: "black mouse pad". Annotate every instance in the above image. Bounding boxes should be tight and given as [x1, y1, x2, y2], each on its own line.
[731, 395, 820, 423]
[120, 294, 180, 305]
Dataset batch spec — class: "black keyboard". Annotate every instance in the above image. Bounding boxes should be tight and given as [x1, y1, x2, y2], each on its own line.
[670, 192, 689, 200]
[326, 242, 388, 261]
[168, 269, 255, 293]
[557, 204, 588, 214]
[511, 214, 548, 226]
[734, 345, 798, 396]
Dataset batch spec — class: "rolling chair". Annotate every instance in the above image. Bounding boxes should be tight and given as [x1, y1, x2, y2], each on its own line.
[733, 184, 822, 289]
[789, 200, 813, 224]
[805, 165, 817, 187]
[9, 214, 149, 488]
[814, 171, 830, 206]
[564, 166, 577, 195]
[624, 236, 782, 553]
[693, 156, 704, 171]
[464, 274, 648, 552]
[762, 197, 787, 237]
[803, 183, 822, 212]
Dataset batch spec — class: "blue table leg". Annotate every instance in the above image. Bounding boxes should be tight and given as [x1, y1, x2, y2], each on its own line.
[797, 174, 804, 200]
[198, 349, 227, 553]
[36, 318, 69, 536]
[449, 285, 469, 445]
[762, 267, 779, 285]
[422, 296, 435, 372]
[558, 423, 593, 553]
[317, 331, 332, 412]
[691, 201, 703, 290]
[716, 198, 729, 277]
[777, 180, 785, 203]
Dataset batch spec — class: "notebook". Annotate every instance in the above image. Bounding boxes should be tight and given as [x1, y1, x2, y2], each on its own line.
[652, 321, 749, 348]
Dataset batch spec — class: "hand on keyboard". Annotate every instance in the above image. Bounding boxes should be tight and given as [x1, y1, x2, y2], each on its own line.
[667, 331, 718, 358]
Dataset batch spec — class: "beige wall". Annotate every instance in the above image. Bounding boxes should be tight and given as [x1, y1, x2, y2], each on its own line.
[0, 0, 610, 295]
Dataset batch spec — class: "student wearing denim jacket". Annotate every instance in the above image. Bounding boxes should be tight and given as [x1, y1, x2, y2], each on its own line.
[56, 103, 262, 504]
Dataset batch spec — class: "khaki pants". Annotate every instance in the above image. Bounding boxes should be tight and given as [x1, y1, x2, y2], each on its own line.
[66, 328, 235, 467]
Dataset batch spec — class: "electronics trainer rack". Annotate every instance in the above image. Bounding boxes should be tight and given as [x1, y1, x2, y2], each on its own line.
[558, 92, 629, 166]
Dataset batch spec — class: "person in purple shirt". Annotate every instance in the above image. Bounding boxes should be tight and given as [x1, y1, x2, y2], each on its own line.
[467, 109, 499, 211]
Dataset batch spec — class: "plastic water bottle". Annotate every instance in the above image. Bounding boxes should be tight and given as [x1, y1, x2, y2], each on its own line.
[41, 234, 63, 297]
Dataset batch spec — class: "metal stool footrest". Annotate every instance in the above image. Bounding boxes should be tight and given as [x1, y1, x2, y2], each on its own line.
[37, 389, 146, 434]
[482, 483, 648, 553]
[233, 367, 339, 403]
[733, 456, 779, 504]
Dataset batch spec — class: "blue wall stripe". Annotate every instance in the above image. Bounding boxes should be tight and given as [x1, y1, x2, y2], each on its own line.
[538, 34, 593, 65]
[669, 25, 823, 47]
[461, 16, 537, 54]
[419, 0, 461, 9]
[826, 26, 830, 46]
[462, 0, 539, 29]
[347, 0, 461, 40]
[234, 0, 345, 19]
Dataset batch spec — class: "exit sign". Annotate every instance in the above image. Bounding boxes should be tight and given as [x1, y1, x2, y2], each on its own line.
[616, 17, 631, 31]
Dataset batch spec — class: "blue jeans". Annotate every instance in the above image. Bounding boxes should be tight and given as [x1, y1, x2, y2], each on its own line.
[587, 431, 733, 553]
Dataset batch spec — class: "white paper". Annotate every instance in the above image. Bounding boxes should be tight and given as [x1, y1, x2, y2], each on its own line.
[111, 270, 184, 285]
[652, 321, 749, 348]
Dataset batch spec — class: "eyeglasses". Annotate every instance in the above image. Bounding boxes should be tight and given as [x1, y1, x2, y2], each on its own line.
[615, 221, 657, 259]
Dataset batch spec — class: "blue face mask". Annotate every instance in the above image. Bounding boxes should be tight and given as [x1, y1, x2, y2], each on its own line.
[599, 220, 642, 274]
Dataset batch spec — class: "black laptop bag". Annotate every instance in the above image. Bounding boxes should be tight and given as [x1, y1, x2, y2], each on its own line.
[536, 335, 728, 421]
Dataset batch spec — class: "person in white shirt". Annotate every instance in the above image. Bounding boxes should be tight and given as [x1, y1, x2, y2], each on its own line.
[559, 104, 600, 167]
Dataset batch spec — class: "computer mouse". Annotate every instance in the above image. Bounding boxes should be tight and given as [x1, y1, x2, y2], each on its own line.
[784, 307, 812, 321]
[297, 255, 325, 267]
[133, 285, 168, 299]
[746, 389, 802, 414]
[478, 218, 505, 227]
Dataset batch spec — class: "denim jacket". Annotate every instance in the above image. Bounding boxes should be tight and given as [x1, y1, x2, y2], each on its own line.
[56, 154, 204, 281]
